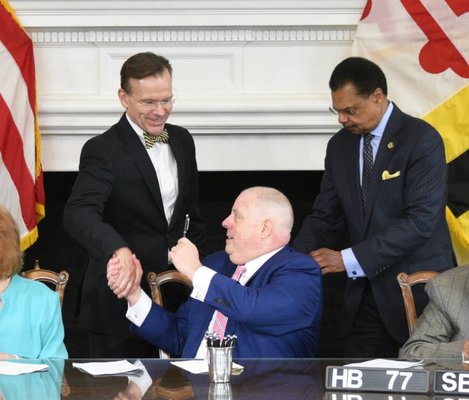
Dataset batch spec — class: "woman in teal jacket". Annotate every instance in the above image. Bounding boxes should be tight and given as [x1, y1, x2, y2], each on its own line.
[0, 206, 67, 360]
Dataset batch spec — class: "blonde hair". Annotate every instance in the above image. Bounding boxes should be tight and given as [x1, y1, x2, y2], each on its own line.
[0, 206, 23, 278]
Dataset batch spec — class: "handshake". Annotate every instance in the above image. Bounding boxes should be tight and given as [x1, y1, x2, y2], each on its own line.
[106, 237, 202, 305]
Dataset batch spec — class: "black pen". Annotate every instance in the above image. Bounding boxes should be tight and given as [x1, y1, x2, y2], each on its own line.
[183, 214, 190, 237]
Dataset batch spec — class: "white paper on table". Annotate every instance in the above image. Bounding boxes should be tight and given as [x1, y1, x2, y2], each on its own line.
[344, 359, 424, 369]
[0, 361, 48, 375]
[72, 360, 144, 376]
[171, 360, 244, 375]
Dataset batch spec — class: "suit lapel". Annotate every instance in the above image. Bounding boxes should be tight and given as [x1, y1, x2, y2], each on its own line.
[363, 106, 401, 223]
[116, 114, 166, 220]
[244, 247, 289, 284]
[340, 132, 364, 225]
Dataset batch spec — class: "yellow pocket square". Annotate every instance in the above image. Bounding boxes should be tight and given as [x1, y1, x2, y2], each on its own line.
[382, 170, 400, 180]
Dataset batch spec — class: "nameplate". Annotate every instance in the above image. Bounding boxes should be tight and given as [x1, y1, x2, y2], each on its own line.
[325, 366, 429, 393]
[434, 370, 469, 394]
[325, 392, 431, 400]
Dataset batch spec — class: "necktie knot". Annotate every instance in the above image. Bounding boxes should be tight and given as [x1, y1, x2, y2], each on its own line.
[364, 132, 373, 146]
[143, 129, 169, 149]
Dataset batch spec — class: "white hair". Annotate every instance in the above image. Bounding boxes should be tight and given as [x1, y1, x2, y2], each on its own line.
[243, 186, 294, 235]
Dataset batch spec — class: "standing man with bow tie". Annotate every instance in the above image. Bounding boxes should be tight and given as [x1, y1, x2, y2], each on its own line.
[293, 57, 455, 358]
[64, 52, 206, 358]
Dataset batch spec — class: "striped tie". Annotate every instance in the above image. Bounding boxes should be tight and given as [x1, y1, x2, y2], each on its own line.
[143, 129, 169, 149]
[212, 265, 246, 340]
[361, 133, 374, 214]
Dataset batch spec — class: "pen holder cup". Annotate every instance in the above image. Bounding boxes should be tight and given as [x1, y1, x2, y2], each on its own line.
[207, 346, 234, 383]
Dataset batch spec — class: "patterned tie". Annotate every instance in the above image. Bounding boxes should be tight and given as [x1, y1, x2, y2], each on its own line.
[143, 129, 169, 149]
[361, 133, 374, 213]
[212, 265, 246, 340]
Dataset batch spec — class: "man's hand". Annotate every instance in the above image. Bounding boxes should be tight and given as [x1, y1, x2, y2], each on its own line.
[107, 253, 142, 305]
[107, 248, 138, 300]
[310, 248, 345, 275]
[169, 237, 202, 281]
[108, 247, 136, 298]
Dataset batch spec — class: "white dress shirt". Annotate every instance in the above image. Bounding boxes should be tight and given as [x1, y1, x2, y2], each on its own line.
[126, 114, 178, 224]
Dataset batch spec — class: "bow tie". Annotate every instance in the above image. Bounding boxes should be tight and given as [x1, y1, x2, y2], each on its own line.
[143, 129, 169, 148]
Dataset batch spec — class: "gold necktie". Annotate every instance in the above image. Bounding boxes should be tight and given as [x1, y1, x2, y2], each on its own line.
[143, 129, 169, 149]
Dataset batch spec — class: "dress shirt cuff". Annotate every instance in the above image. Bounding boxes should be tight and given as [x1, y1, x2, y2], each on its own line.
[126, 290, 152, 327]
[191, 266, 216, 302]
[342, 248, 366, 279]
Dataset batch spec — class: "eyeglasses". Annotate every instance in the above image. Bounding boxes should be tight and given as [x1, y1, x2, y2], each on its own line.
[129, 94, 175, 109]
[329, 95, 370, 117]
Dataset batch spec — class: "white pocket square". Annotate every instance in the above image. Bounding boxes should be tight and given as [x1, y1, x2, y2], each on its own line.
[382, 170, 400, 180]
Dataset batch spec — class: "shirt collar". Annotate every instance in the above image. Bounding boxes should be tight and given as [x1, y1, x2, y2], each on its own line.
[125, 113, 146, 141]
[240, 246, 284, 284]
[369, 101, 393, 139]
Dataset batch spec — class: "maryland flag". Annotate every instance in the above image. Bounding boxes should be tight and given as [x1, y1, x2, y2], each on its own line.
[0, 0, 45, 250]
[352, 0, 469, 265]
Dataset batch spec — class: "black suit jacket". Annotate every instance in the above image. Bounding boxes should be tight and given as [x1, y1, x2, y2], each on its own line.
[63, 114, 205, 337]
[293, 104, 454, 343]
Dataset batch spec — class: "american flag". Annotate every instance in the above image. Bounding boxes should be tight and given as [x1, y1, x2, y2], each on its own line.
[0, 0, 45, 250]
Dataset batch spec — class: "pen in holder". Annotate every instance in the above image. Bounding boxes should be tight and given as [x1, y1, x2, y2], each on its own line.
[206, 332, 237, 383]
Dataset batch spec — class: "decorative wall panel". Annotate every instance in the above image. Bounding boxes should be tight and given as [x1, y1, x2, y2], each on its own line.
[10, 0, 366, 171]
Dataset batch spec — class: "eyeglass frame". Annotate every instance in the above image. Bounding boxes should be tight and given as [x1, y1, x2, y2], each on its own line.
[127, 93, 176, 109]
[329, 92, 373, 117]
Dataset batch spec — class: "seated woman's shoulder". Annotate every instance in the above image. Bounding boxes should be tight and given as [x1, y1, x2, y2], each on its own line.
[15, 274, 57, 298]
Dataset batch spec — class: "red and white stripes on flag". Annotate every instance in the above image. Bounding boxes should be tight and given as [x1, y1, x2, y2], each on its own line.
[0, 0, 45, 251]
[352, 0, 469, 265]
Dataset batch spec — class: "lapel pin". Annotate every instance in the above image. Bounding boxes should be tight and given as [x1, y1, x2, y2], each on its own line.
[387, 142, 394, 149]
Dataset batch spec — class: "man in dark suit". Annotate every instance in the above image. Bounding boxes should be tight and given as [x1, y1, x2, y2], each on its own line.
[63, 52, 205, 358]
[108, 187, 322, 358]
[292, 57, 454, 358]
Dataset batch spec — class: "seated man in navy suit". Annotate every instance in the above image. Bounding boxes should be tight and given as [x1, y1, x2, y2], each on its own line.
[107, 186, 322, 358]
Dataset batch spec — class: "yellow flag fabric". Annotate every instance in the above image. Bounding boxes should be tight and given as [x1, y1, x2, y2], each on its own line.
[352, 0, 469, 265]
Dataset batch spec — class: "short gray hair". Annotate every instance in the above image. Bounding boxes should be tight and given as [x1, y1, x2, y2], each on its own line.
[244, 186, 294, 233]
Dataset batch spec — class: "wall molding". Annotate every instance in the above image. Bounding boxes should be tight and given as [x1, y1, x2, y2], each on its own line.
[12, 1, 365, 28]
[29, 27, 355, 44]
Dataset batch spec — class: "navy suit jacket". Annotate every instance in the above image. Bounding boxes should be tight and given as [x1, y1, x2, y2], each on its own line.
[293, 104, 454, 343]
[131, 246, 323, 358]
[64, 114, 205, 337]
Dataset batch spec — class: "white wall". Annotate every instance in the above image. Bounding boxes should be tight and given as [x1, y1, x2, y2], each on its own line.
[12, 0, 366, 171]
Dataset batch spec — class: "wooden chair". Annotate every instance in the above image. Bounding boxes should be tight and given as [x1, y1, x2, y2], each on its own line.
[147, 270, 193, 359]
[21, 259, 70, 308]
[397, 271, 440, 335]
